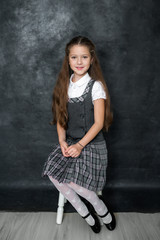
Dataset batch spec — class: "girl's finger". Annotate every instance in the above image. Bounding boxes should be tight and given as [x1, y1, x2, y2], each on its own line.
[61, 147, 70, 157]
[67, 146, 73, 151]
[67, 149, 73, 154]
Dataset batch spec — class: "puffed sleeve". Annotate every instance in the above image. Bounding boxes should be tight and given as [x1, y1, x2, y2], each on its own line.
[92, 81, 107, 102]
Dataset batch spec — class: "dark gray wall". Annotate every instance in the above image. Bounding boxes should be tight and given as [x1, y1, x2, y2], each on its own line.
[0, 0, 160, 211]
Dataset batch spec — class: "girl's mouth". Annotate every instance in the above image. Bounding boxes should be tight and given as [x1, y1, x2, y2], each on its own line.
[76, 67, 84, 70]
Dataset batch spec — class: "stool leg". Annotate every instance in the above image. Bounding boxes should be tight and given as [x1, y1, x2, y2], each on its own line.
[56, 192, 66, 224]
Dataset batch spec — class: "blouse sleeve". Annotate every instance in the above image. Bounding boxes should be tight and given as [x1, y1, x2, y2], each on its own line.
[92, 81, 107, 102]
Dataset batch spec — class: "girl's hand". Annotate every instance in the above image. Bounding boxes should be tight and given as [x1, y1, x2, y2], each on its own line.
[60, 141, 70, 157]
[67, 143, 83, 158]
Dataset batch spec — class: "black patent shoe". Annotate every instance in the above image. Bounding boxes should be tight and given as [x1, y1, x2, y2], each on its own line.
[82, 211, 101, 234]
[98, 210, 116, 231]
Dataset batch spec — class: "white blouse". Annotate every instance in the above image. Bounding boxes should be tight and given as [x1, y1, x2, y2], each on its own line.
[68, 73, 106, 103]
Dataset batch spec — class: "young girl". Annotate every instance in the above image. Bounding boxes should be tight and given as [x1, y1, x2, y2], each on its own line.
[42, 36, 116, 234]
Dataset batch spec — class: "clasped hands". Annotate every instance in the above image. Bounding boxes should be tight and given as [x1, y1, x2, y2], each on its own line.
[60, 140, 83, 158]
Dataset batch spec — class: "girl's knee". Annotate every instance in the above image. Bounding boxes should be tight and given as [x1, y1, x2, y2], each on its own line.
[68, 181, 75, 188]
[67, 182, 82, 191]
[48, 176, 61, 186]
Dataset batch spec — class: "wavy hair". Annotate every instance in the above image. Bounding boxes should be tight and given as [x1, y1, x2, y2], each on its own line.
[50, 36, 113, 131]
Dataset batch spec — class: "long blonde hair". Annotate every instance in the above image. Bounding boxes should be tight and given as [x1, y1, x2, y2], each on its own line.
[50, 36, 113, 131]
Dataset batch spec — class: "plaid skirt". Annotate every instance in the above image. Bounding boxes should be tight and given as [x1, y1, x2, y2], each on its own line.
[41, 138, 108, 192]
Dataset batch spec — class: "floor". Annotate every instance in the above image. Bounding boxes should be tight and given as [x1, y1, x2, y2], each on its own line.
[0, 212, 160, 240]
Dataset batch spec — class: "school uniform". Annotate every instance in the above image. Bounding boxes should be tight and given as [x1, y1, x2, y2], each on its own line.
[42, 73, 108, 192]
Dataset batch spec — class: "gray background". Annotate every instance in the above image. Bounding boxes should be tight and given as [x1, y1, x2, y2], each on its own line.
[0, 0, 160, 211]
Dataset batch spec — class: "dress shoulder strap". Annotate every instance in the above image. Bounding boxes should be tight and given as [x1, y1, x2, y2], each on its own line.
[68, 79, 94, 103]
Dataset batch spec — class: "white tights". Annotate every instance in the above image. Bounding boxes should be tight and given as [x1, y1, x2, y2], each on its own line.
[49, 176, 112, 226]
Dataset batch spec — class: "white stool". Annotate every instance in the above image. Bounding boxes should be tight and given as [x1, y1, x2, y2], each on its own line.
[56, 191, 102, 224]
[56, 192, 67, 224]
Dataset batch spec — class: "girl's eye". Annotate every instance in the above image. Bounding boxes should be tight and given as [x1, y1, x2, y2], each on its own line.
[71, 56, 88, 59]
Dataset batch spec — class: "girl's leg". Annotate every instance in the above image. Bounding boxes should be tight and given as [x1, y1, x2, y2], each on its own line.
[48, 176, 95, 226]
[68, 182, 112, 224]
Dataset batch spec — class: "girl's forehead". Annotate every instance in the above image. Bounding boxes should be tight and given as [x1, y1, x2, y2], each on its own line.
[69, 45, 90, 55]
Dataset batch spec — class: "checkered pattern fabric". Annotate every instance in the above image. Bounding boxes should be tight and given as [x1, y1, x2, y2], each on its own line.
[42, 138, 108, 192]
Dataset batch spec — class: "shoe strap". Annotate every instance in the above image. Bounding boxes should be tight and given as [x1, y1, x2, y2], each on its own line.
[98, 210, 109, 218]
[82, 212, 90, 219]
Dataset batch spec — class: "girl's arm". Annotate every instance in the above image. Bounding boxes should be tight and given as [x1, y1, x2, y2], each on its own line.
[57, 122, 70, 157]
[67, 99, 105, 157]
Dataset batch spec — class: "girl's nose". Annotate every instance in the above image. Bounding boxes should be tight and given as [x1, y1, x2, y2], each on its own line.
[77, 57, 82, 64]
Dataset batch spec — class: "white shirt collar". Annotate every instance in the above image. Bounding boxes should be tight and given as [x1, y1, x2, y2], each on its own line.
[70, 72, 91, 87]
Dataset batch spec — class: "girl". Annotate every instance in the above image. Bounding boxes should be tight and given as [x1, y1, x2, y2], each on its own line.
[42, 36, 116, 234]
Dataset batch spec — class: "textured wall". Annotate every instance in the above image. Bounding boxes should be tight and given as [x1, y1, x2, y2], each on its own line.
[0, 0, 160, 210]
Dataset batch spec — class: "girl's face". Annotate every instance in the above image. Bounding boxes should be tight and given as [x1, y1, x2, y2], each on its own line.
[68, 45, 93, 81]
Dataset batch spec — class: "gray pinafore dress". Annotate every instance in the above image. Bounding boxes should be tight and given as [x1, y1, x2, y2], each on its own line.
[42, 79, 108, 192]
